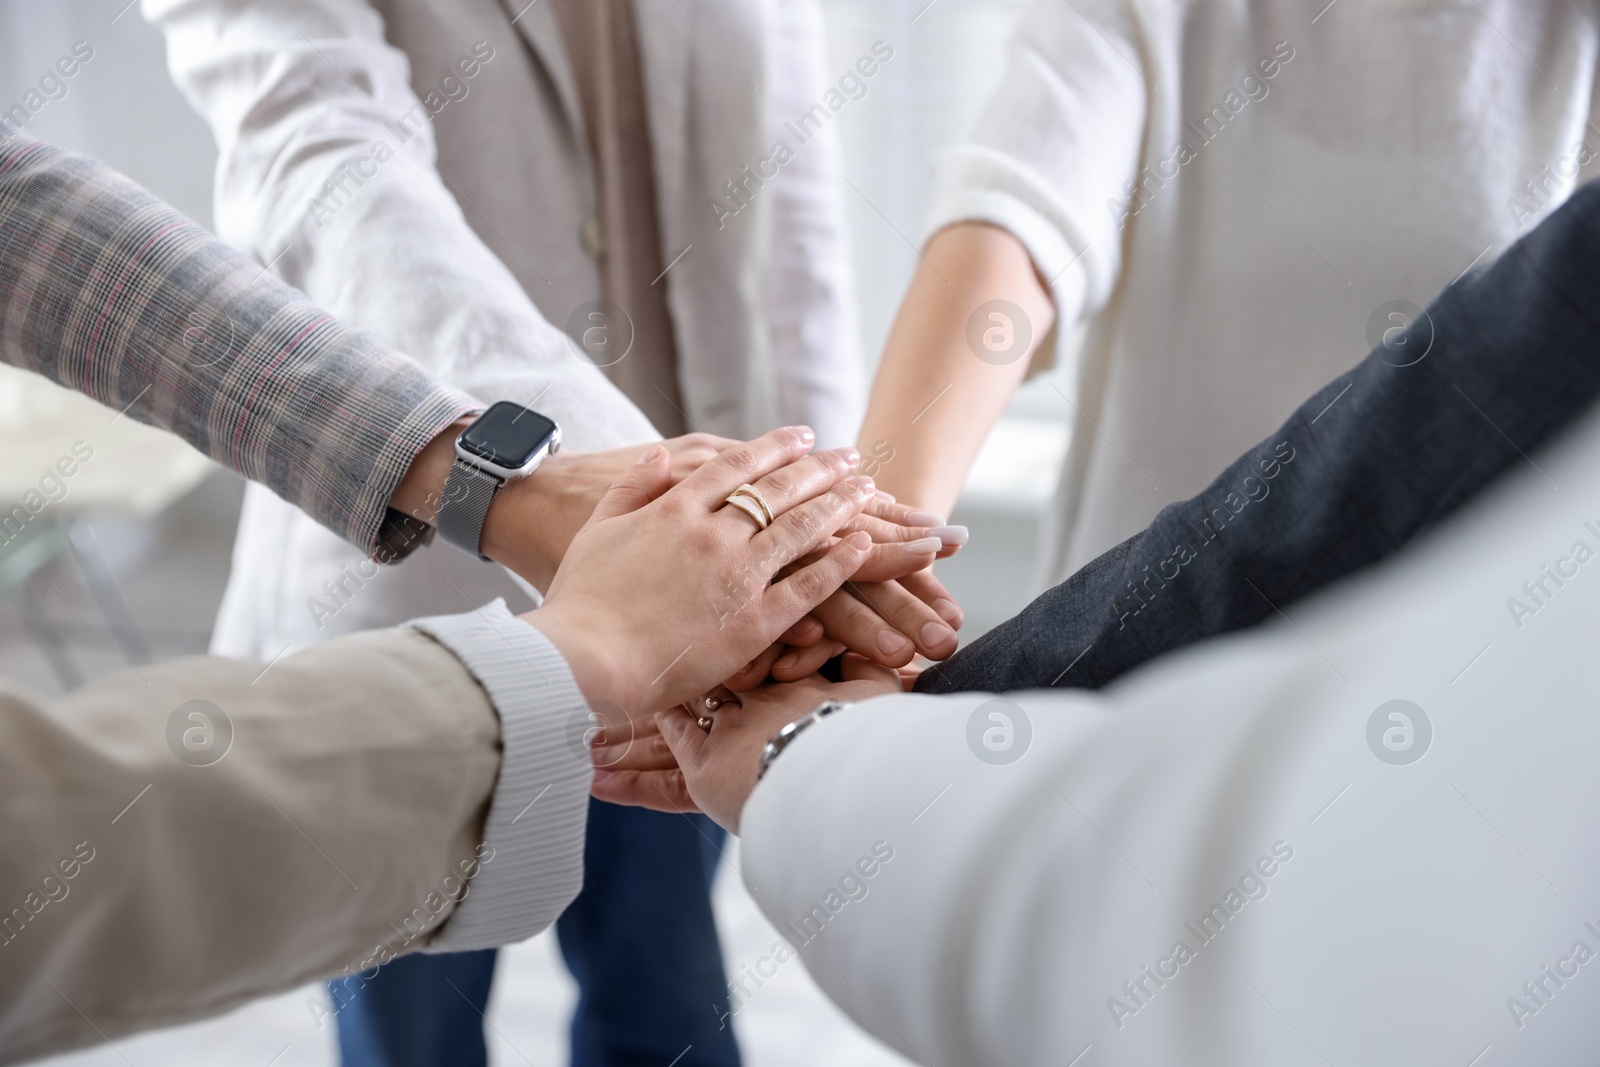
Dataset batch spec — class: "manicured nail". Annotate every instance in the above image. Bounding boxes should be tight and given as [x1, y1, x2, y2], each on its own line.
[901, 536, 942, 554]
[876, 629, 910, 656]
[920, 621, 956, 648]
[639, 444, 666, 463]
[788, 425, 816, 446]
[774, 651, 800, 670]
[849, 475, 876, 496]
[875, 489, 897, 503]
[904, 510, 945, 527]
[831, 446, 861, 470]
[931, 524, 969, 547]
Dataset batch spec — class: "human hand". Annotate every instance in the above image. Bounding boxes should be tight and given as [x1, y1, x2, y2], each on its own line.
[483, 432, 738, 590]
[598, 656, 901, 831]
[524, 426, 878, 732]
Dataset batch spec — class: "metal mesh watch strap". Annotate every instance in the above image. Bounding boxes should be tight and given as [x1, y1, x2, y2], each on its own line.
[436, 459, 504, 560]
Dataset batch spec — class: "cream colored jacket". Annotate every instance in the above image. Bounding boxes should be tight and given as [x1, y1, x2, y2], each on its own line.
[143, 0, 868, 657]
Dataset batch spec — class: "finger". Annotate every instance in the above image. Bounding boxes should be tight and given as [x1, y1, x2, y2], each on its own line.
[674, 426, 817, 510]
[778, 615, 825, 647]
[809, 586, 914, 667]
[862, 495, 949, 530]
[839, 653, 901, 687]
[591, 768, 700, 813]
[591, 720, 676, 772]
[719, 447, 858, 538]
[750, 476, 875, 577]
[657, 705, 710, 767]
[797, 577, 915, 668]
[846, 535, 942, 583]
[763, 532, 873, 637]
[770, 640, 846, 682]
[726, 645, 784, 692]
[898, 568, 964, 631]
[848, 579, 959, 661]
[583, 444, 674, 526]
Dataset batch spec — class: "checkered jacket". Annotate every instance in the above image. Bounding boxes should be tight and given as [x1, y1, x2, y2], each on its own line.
[0, 122, 478, 553]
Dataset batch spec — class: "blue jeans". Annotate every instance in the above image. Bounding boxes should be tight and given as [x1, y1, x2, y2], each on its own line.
[329, 800, 740, 1067]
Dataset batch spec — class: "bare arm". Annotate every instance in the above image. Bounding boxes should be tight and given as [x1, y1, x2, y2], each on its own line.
[857, 223, 1055, 515]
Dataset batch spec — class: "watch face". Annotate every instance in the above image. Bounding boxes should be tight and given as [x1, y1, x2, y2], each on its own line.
[458, 402, 558, 470]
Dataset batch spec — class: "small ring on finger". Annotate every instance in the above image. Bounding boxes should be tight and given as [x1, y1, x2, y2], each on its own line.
[730, 483, 776, 526]
[722, 492, 769, 531]
[702, 690, 743, 714]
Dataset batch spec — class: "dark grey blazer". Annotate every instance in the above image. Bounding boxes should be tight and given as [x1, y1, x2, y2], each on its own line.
[918, 179, 1600, 695]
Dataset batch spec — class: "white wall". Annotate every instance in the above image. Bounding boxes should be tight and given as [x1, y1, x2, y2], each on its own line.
[0, 0, 218, 225]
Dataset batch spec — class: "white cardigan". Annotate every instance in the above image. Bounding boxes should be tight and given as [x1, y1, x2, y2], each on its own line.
[143, 0, 865, 654]
[927, 0, 1600, 586]
[744, 380, 1600, 1066]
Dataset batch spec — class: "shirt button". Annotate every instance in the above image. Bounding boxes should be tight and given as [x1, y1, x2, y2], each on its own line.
[581, 216, 604, 258]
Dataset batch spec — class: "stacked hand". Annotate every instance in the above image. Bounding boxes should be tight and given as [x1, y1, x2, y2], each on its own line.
[397, 421, 965, 809]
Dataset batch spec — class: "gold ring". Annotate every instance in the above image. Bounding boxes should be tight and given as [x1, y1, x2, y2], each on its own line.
[702, 692, 742, 714]
[723, 492, 769, 531]
[730, 483, 776, 526]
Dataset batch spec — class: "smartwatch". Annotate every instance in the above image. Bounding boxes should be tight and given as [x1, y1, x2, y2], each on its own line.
[436, 400, 561, 559]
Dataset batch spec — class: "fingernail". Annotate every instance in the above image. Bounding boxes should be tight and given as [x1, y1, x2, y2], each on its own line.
[905, 510, 945, 527]
[845, 530, 872, 550]
[920, 621, 956, 648]
[875, 489, 897, 503]
[876, 629, 910, 656]
[788, 425, 816, 446]
[834, 446, 861, 467]
[639, 444, 666, 463]
[901, 536, 942, 554]
[740, 659, 758, 674]
[931, 524, 969, 547]
[849, 475, 875, 497]
[932, 597, 961, 624]
[774, 651, 799, 670]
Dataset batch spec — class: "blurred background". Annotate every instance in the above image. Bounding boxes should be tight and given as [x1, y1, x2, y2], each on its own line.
[0, 1, 1061, 1063]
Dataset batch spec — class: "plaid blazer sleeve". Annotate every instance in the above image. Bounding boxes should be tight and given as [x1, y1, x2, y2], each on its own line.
[0, 123, 480, 555]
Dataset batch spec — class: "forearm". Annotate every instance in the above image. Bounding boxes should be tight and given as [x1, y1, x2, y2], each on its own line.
[0, 127, 476, 554]
[146, 0, 657, 454]
[917, 178, 1600, 695]
[0, 629, 500, 1062]
[857, 223, 1052, 514]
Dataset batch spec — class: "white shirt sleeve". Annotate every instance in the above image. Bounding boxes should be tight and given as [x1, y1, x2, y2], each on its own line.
[741, 402, 1600, 1065]
[141, 0, 658, 453]
[410, 599, 592, 951]
[761, 0, 866, 449]
[923, 0, 1150, 331]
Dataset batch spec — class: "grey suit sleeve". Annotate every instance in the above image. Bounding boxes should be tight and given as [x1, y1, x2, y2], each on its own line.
[918, 178, 1600, 695]
[0, 123, 479, 555]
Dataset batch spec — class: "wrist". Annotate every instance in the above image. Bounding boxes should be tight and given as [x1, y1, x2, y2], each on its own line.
[479, 462, 566, 590]
[520, 600, 639, 719]
[389, 418, 473, 525]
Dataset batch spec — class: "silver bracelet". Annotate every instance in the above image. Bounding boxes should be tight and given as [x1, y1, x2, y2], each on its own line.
[758, 700, 852, 780]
